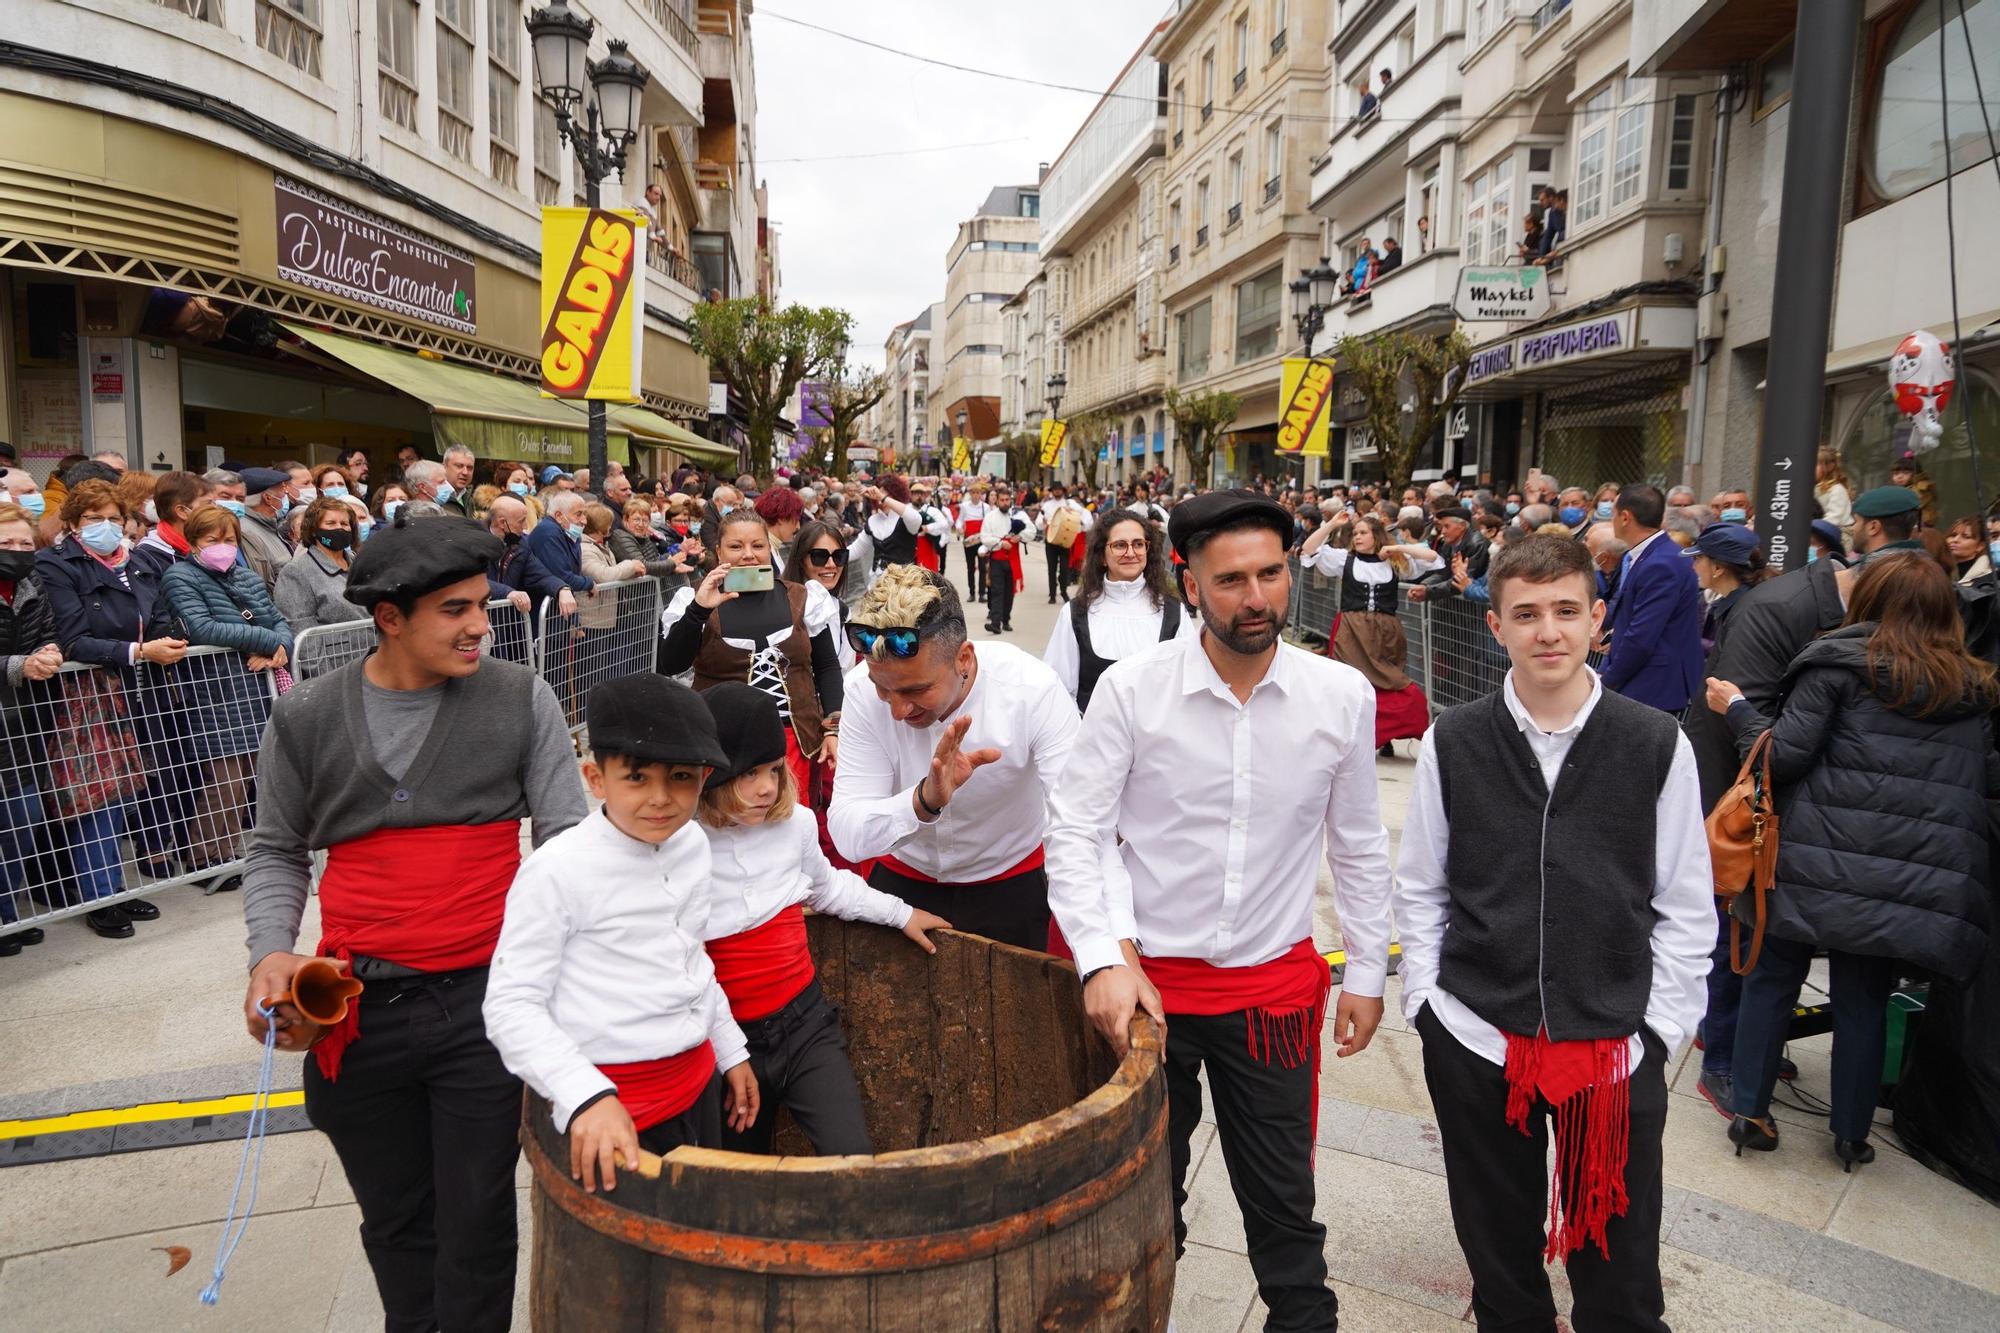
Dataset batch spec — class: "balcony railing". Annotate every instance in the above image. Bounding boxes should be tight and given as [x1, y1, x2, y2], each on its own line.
[534, 169, 561, 206]
[490, 143, 518, 188]
[1172, 129, 1184, 150]
[257, 0, 322, 76]
[155, 0, 223, 22]
[1263, 175, 1281, 204]
[695, 160, 734, 191]
[1169, 243, 1181, 265]
[1068, 260, 1139, 326]
[649, 246, 703, 292]
[379, 70, 418, 132]
[439, 107, 474, 163]
[638, 0, 701, 57]
[1194, 224, 1209, 249]
[1270, 28, 1286, 55]
[1201, 102, 1214, 124]
[1226, 202, 1242, 227]
[1232, 68, 1247, 93]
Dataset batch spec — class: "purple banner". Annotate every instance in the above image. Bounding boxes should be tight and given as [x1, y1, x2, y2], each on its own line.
[799, 381, 833, 431]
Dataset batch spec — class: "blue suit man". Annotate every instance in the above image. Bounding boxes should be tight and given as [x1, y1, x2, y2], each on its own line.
[1600, 484, 1705, 713]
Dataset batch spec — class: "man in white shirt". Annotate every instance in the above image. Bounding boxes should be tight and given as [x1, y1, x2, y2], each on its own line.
[1393, 534, 1710, 1333]
[955, 487, 989, 602]
[829, 565, 1078, 950]
[1046, 490, 1394, 1333]
[1038, 483, 1091, 604]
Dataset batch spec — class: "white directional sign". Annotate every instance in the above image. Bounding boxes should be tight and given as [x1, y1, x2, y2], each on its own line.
[1453, 266, 1552, 322]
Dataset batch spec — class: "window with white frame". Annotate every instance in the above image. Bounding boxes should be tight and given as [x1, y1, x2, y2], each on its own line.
[1228, 150, 1244, 221]
[1419, 160, 1440, 250]
[1471, 0, 1512, 45]
[1173, 81, 1186, 141]
[436, 0, 475, 161]
[1168, 198, 1183, 258]
[1610, 78, 1649, 209]
[1262, 120, 1282, 199]
[1572, 85, 1612, 226]
[1234, 268, 1282, 363]
[1177, 300, 1212, 379]
[378, 0, 417, 81]
[489, 0, 521, 153]
[1464, 165, 1490, 264]
[1395, 22, 1415, 74]
[1487, 156, 1513, 265]
[1201, 51, 1215, 117]
[1665, 92, 1699, 192]
[1196, 178, 1211, 246]
[1233, 13, 1250, 82]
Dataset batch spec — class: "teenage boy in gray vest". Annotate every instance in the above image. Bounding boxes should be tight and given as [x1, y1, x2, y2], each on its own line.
[1393, 533, 1712, 1332]
[240, 515, 589, 1333]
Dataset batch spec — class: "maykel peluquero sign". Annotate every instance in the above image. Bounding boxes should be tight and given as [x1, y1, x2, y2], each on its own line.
[1453, 266, 1550, 322]
[274, 176, 478, 334]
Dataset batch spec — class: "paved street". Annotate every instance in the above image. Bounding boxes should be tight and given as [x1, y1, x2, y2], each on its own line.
[1, 551, 1996, 1332]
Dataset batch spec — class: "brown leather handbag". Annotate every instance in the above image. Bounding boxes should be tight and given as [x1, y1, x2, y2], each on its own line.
[1705, 730, 1779, 975]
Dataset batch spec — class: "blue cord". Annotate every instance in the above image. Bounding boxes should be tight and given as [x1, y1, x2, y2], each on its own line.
[200, 1001, 279, 1306]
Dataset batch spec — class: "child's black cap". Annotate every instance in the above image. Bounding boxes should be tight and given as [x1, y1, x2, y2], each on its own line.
[699, 682, 788, 789]
[587, 676, 727, 769]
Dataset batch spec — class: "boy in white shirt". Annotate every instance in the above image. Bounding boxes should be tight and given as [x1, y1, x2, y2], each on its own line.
[485, 675, 760, 1193]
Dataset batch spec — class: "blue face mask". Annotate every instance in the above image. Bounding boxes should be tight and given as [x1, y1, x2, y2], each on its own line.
[1505, 502, 1520, 516]
[507, 483, 530, 497]
[566, 523, 585, 540]
[323, 485, 349, 500]
[1594, 501, 1615, 520]
[1808, 547, 1820, 564]
[1559, 506, 1587, 526]
[18, 493, 45, 519]
[383, 499, 405, 522]
[219, 499, 247, 519]
[78, 519, 124, 555]
[433, 482, 455, 507]
[719, 503, 736, 517]
[1720, 507, 1747, 524]
[358, 519, 374, 541]
[1989, 540, 2000, 566]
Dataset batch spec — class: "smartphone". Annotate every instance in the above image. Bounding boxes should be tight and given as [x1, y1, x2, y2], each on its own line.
[723, 565, 774, 594]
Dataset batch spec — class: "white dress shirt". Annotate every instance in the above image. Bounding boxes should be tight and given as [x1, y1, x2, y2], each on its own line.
[828, 639, 1079, 882]
[1391, 669, 1714, 1072]
[702, 807, 913, 940]
[483, 811, 750, 1132]
[956, 500, 988, 540]
[866, 504, 921, 543]
[978, 507, 1030, 556]
[1304, 544, 1443, 581]
[1040, 576, 1199, 702]
[1045, 633, 1396, 990]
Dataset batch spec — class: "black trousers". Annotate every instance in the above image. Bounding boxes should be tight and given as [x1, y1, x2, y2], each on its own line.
[1164, 1009, 1336, 1332]
[1416, 1003, 1670, 1333]
[1731, 933, 1893, 1142]
[304, 967, 521, 1333]
[867, 861, 1050, 953]
[962, 541, 986, 598]
[724, 978, 872, 1156]
[984, 555, 1016, 626]
[636, 1071, 723, 1154]
[1044, 541, 1068, 599]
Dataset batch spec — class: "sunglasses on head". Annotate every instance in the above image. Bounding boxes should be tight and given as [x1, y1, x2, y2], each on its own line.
[846, 621, 931, 659]
[805, 547, 850, 568]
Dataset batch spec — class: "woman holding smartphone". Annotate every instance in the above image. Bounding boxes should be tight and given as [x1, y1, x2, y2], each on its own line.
[658, 509, 845, 798]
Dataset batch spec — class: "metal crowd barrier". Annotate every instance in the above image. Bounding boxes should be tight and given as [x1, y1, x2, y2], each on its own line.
[0, 645, 278, 932]
[1283, 554, 1512, 712]
[291, 595, 537, 680]
[535, 577, 666, 735]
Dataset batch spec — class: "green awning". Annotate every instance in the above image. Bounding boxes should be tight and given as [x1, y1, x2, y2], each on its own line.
[609, 404, 737, 467]
[281, 322, 628, 467]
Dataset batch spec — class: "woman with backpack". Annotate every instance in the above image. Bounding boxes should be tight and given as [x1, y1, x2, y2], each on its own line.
[1041, 508, 1194, 715]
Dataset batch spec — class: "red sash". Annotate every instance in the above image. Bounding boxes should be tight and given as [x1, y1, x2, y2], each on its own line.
[598, 1041, 717, 1131]
[963, 516, 983, 537]
[706, 904, 816, 1021]
[1069, 532, 1088, 566]
[1502, 1029, 1633, 1262]
[1001, 541, 1025, 592]
[877, 844, 1044, 886]
[312, 821, 523, 1080]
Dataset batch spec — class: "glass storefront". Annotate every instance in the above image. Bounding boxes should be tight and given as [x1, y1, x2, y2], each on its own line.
[1837, 366, 2000, 525]
[1537, 367, 1687, 490]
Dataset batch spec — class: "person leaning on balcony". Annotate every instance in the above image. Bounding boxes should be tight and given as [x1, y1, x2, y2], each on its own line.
[1537, 187, 1568, 257]
[1518, 214, 1545, 263]
[1376, 237, 1404, 277]
[1356, 78, 1377, 120]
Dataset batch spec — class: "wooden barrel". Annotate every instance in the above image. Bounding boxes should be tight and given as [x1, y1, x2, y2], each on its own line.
[523, 916, 1173, 1331]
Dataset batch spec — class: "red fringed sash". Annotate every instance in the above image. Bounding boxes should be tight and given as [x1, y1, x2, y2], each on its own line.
[312, 821, 522, 1080]
[1144, 939, 1332, 1068]
[1502, 1028, 1633, 1262]
[598, 1040, 716, 1131]
[707, 904, 815, 1021]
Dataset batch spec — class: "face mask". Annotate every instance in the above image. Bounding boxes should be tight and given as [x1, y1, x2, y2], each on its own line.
[219, 499, 246, 518]
[197, 543, 239, 573]
[1559, 506, 1586, 526]
[297, 486, 318, 505]
[1720, 507, 1747, 523]
[1807, 547, 1819, 564]
[18, 493, 44, 520]
[78, 519, 124, 555]
[323, 485, 349, 500]
[1594, 501, 1615, 520]
[719, 503, 736, 516]
[503, 529, 523, 546]
[274, 496, 292, 520]
[1989, 540, 2000, 566]
[1505, 502, 1520, 516]
[354, 481, 368, 498]
[434, 482, 456, 506]
[358, 519, 374, 541]
[566, 523, 585, 540]
[383, 499, 405, 521]
[143, 499, 159, 524]
[507, 483, 530, 497]
[316, 528, 353, 553]
[0, 549, 33, 582]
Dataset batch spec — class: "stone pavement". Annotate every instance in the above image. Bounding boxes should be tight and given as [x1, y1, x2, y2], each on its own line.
[1, 545, 1996, 1331]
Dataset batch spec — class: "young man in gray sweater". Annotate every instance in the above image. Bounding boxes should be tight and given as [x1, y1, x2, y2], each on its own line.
[241, 514, 587, 1332]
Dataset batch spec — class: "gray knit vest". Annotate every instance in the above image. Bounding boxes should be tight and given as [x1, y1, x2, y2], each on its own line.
[268, 656, 539, 848]
[1433, 687, 1679, 1041]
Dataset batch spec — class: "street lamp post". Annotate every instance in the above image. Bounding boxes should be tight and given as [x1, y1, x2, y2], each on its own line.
[1288, 257, 1340, 358]
[1044, 371, 1066, 486]
[525, 0, 650, 488]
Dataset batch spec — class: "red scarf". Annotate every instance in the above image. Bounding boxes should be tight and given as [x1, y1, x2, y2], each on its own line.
[598, 1041, 716, 1131]
[997, 540, 1025, 593]
[157, 523, 191, 555]
[916, 540, 941, 571]
[706, 904, 815, 1021]
[312, 821, 523, 1079]
[876, 844, 1044, 885]
[1502, 1029, 1633, 1263]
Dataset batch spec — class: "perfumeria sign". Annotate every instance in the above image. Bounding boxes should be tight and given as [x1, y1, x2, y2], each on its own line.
[274, 177, 478, 334]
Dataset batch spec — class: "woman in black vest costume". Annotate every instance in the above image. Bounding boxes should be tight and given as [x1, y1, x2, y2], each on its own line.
[1299, 510, 1439, 754]
[860, 475, 921, 579]
[1041, 508, 1193, 714]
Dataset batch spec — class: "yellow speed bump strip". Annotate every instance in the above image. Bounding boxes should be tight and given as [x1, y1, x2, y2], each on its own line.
[0, 1090, 305, 1141]
[1324, 942, 1403, 973]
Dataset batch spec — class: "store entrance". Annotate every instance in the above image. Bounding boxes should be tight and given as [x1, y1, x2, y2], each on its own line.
[179, 353, 430, 475]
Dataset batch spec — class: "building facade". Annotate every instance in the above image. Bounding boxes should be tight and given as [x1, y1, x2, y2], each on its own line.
[1155, 0, 1330, 486]
[931, 184, 1041, 455]
[0, 0, 739, 483]
[998, 270, 1050, 445]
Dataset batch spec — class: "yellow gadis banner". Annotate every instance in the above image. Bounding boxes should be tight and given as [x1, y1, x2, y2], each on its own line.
[1039, 418, 1068, 467]
[1276, 357, 1334, 457]
[539, 208, 647, 402]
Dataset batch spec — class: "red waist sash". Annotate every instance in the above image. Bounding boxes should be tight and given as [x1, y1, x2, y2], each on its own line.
[312, 821, 522, 1081]
[707, 903, 816, 1021]
[1145, 939, 1331, 1066]
[598, 1040, 717, 1132]
[1502, 1029, 1634, 1263]
[962, 517, 983, 537]
[877, 844, 1044, 886]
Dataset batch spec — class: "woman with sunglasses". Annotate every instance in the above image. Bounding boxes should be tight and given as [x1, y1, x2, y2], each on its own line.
[1041, 509, 1194, 714]
[783, 520, 858, 669]
[660, 510, 844, 803]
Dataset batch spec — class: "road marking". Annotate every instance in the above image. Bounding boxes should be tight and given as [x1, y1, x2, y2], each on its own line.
[0, 1091, 306, 1141]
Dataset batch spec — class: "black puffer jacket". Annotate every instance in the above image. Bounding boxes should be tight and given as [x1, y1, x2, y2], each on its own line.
[1726, 624, 1999, 982]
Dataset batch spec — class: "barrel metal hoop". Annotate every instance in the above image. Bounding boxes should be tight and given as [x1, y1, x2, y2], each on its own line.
[528, 1109, 1166, 1276]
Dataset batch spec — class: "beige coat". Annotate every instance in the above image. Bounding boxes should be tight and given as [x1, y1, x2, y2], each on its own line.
[578, 537, 632, 629]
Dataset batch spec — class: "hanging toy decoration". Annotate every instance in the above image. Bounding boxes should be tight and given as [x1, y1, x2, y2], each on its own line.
[1888, 329, 1955, 453]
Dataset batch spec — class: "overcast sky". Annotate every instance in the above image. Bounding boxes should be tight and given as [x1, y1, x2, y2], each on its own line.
[752, 1, 1174, 371]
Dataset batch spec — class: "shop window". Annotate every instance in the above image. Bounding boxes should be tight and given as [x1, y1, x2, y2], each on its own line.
[1839, 372, 1999, 522]
[1867, 0, 2000, 203]
[1234, 268, 1282, 364]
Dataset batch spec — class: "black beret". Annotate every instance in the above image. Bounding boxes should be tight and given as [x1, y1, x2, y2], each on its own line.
[241, 466, 290, 496]
[1433, 506, 1474, 522]
[1166, 488, 1295, 563]
[343, 515, 502, 608]
[589, 675, 727, 770]
[700, 682, 788, 789]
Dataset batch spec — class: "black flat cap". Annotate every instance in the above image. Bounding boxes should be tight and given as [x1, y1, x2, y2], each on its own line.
[241, 466, 289, 496]
[589, 675, 727, 770]
[1432, 506, 1473, 523]
[700, 682, 788, 789]
[1166, 488, 1295, 563]
[344, 515, 502, 608]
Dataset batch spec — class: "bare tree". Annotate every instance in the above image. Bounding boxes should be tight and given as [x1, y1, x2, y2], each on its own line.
[1330, 329, 1471, 495]
[1165, 386, 1242, 488]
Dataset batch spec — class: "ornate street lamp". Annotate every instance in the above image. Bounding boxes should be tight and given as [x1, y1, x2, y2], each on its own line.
[1291, 256, 1341, 358]
[1042, 370, 1067, 485]
[526, 0, 651, 486]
